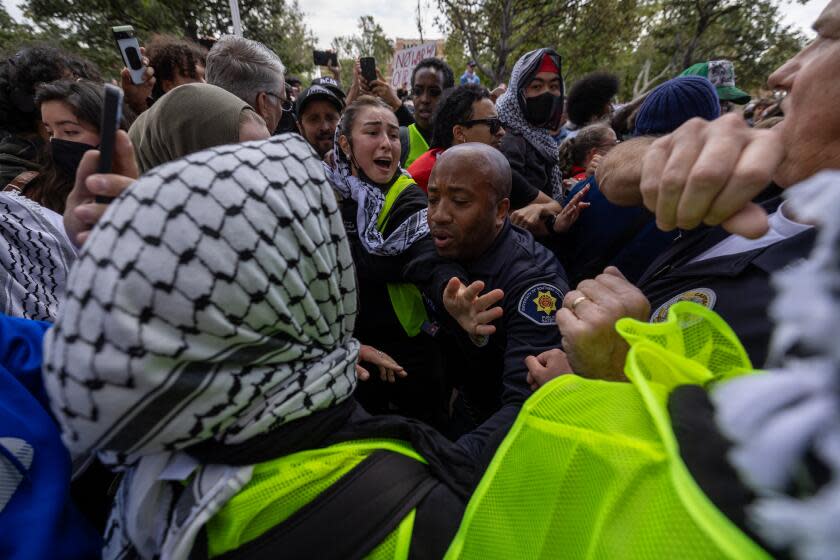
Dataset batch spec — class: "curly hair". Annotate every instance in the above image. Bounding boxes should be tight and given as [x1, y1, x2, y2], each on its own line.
[557, 124, 614, 177]
[566, 71, 620, 127]
[411, 57, 455, 89]
[430, 84, 491, 149]
[0, 44, 100, 135]
[147, 34, 208, 99]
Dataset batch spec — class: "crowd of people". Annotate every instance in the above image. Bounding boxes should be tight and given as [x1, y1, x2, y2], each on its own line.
[0, 1, 839, 558]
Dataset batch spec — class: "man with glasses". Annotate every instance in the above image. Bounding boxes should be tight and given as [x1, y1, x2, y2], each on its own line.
[408, 84, 505, 191]
[400, 58, 455, 167]
[205, 35, 289, 134]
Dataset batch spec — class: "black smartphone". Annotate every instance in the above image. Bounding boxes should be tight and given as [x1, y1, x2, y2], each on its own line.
[313, 50, 338, 67]
[96, 84, 124, 204]
[113, 25, 145, 85]
[360, 57, 377, 83]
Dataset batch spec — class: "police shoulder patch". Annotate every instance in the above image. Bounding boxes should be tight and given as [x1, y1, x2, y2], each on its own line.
[518, 283, 564, 326]
[650, 287, 717, 323]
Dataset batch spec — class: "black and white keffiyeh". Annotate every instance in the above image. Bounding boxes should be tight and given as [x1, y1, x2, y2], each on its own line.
[42, 135, 360, 558]
[323, 130, 429, 256]
[712, 170, 840, 560]
[495, 48, 564, 201]
[0, 191, 76, 321]
[44, 133, 359, 463]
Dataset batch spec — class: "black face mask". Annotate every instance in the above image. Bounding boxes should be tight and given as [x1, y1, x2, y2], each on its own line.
[523, 91, 563, 128]
[51, 138, 96, 175]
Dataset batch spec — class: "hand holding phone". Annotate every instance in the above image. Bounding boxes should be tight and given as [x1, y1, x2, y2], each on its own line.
[113, 26, 146, 85]
[313, 50, 338, 67]
[95, 84, 124, 203]
[360, 57, 377, 83]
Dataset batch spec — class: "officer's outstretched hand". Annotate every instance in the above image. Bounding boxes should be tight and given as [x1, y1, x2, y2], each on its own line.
[64, 130, 139, 248]
[443, 277, 504, 337]
[357, 344, 407, 383]
[640, 113, 784, 238]
[525, 348, 573, 391]
[556, 267, 650, 382]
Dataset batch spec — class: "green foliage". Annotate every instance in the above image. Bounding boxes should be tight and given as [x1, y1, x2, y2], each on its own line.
[0, 5, 38, 54]
[20, 0, 315, 79]
[437, 0, 805, 98]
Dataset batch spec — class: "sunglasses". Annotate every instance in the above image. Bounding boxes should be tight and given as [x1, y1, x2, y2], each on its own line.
[458, 117, 503, 135]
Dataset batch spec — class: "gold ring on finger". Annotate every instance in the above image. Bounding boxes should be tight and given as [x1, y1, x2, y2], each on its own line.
[571, 295, 589, 311]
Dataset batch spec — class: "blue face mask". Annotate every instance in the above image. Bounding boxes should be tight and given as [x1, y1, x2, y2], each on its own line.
[50, 138, 96, 176]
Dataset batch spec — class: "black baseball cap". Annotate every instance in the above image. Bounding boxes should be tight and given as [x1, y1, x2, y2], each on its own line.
[311, 76, 346, 100]
[295, 85, 344, 116]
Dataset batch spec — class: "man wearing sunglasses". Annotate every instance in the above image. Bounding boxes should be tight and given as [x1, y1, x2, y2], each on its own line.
[399, 58, 455, 167]
[408, 84, 506, 192]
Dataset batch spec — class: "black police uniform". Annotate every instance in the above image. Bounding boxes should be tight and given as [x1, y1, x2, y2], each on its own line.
[414, 220, 569, 459]
[637, 197, 816, 368]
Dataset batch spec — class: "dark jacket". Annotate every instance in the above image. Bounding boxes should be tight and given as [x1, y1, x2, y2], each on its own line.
[418, 220, 569, 459]
[555, 175, 677, 285]
[637, 197, 816, 367]
[499, 129, 556, 209]
[0, 132, 40, 187]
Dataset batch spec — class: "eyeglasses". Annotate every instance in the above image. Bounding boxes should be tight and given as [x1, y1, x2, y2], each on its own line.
[411, 85, 443, 98]
[458, 117, 503, 135]
[265, 91, 293, 112]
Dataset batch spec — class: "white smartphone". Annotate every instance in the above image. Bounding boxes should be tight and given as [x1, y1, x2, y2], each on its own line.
[112, 25, 145, 85]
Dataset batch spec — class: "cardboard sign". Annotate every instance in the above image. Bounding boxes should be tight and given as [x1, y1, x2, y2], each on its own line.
[390, 42, 438, 88]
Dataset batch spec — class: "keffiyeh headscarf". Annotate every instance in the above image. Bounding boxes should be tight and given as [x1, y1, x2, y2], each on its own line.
[712, 171, 840, 560]
[0, 191, 76, 321]
[323, 128, 429, 256]
[43, 135, 359, 559]
[496, 48, 564, 201]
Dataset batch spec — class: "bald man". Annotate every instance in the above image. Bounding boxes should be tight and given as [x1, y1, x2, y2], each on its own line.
[422, 143, 569, 456]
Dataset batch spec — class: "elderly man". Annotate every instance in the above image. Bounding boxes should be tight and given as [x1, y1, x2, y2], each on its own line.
[528, 0, 840, 385]
[205, 35, 289, 134]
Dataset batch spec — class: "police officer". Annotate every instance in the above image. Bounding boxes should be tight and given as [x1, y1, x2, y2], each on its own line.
[635, 194, 814, 365]
[420, 143, 569, 458]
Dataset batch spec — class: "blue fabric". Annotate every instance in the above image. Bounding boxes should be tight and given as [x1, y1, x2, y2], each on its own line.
[459, 72, 481, 85]
[557, 176, 677, 284]
[0, 315, 102, 560]
[634, 76, 720, 136]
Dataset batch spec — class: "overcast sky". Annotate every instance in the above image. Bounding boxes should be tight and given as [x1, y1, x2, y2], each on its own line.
[3, 0, 826, 47]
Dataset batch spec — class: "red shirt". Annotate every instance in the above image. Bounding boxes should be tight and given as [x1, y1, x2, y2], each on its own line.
[407, 148, 445, 193]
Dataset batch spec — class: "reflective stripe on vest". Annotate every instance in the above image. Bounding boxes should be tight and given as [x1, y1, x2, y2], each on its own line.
[405, 124, 430, 168]
[206, 439, 423, 559]
[377, 174, 429, 337]
[446, 302, 770, 560]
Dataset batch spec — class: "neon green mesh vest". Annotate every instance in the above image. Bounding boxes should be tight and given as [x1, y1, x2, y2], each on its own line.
[405, 124, 430, 168]
[377, 173, 429, 337]
[446, 302, 771, 559]
[205, 439, 422, 559]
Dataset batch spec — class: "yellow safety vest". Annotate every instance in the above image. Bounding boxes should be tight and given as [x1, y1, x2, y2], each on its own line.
[405, 124, 430, 168]
[446, 301, 771, 560]
[206, 439, 423, 559]
[377, 174, 429, 337]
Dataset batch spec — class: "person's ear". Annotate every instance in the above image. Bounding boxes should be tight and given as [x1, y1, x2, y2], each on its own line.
[452, 125, 466, 144]
[255, 92, 273, 123]
[338, 134, 351, 158]
[496, 197, 510, 224]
